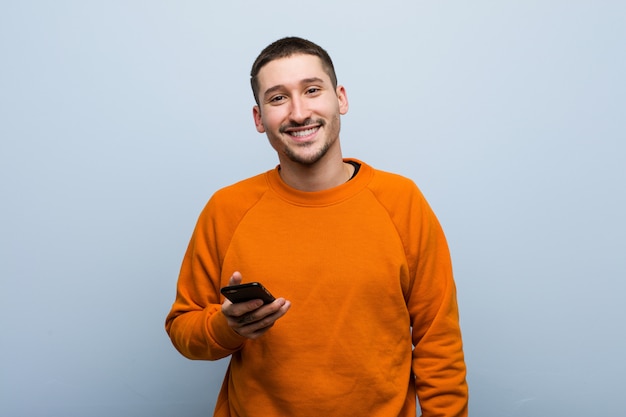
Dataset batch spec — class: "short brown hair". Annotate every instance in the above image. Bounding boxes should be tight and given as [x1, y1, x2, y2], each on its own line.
[250, 37, 338, 106]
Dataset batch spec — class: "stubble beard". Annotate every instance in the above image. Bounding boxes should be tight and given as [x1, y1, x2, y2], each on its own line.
[279, 116, 340, 166]
[283, 139, 332, 166]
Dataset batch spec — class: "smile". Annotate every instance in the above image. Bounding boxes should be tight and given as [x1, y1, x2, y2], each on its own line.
[289, 127, 319, 137]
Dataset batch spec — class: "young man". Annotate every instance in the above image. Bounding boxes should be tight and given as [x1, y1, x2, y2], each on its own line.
[165, 37, 468, 417]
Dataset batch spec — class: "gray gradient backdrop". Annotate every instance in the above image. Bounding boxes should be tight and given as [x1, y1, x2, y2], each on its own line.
[1, 1, 624, 416]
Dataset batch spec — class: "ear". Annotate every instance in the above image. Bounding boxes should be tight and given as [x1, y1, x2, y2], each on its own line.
[252, 105, 265, 133]
[336, 85, 349, 115]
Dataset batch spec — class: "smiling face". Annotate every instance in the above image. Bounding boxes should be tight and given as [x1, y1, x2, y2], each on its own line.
[253, 54, 349, 168]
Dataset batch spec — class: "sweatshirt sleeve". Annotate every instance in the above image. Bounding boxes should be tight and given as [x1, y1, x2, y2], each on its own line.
[405, 188, 469, 417]
[164, 197, 246, 360]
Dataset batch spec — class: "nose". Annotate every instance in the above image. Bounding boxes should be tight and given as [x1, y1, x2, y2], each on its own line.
[289, 96, 310, 123]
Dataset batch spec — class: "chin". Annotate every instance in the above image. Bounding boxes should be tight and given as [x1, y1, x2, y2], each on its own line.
[286, 148, 329, 165]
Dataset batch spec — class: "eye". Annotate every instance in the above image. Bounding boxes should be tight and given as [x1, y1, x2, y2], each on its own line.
[269, 94, 286, 104]
[306, 87, 321, 95]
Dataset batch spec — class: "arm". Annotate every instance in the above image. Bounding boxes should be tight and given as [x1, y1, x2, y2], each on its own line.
[164, 235, 245, 360]
[406, 193, 468, 417]
[164, 193, 248, 360]
[165, 194, 290, 360]
[165, 267, 291, 359]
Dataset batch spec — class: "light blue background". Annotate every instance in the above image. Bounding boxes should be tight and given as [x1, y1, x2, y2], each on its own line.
[1, 1, 624, 416]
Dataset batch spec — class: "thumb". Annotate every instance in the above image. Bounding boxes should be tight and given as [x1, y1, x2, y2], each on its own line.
[228, 271, 243, 286]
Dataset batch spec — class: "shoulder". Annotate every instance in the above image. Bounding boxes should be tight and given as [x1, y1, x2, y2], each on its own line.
[354, 161, 435, 220]
[361, 162, 425, 201]
[211, 172, 270, 204]
[358, 162, 446, 248]
[200, 171, 272, 224]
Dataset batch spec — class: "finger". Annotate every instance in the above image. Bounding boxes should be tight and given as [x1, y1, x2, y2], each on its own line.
[235, 299, 291, 335]
[229, 299, 275, 325]
[222, 299, 263, 321]
[239, 302, 291, 339]
[228, 271, 243, 286]
[238, 313, 258, 324]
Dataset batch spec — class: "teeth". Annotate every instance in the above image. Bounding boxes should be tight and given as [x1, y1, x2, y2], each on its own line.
[290, 127, 317, 137]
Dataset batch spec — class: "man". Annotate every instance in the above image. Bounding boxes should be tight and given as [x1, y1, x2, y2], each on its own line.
[165, 36, 468, 417]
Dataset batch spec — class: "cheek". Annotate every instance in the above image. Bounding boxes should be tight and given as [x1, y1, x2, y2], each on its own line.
[262, 110, 285, 130]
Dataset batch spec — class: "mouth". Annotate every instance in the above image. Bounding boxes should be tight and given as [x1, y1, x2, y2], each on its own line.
[287, 126, 319, 138]
[281, 120, 323, 140]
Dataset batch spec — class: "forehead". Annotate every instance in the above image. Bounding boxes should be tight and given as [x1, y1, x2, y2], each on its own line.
[256, 54, 331, 93]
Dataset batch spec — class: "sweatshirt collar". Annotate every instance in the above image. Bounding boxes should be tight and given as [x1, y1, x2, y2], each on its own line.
[266, 159, 373, 207]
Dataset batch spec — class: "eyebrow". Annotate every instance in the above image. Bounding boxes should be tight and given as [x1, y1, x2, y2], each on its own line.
[262, 77, 326, 100]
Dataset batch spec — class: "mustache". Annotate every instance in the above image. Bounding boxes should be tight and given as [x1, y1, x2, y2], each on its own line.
[279, 118, 325, 133]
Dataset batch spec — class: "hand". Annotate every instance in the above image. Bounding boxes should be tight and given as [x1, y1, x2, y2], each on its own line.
[221, 271, 291, 339]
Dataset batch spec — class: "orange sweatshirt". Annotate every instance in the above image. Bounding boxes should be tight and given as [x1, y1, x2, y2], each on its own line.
[165, 160, 468, 417]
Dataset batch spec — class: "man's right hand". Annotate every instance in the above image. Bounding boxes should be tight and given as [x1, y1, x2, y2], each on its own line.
[221, 271, 291, 339]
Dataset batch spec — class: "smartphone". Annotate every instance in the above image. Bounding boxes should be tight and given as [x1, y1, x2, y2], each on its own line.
[220, 282, 276, 304]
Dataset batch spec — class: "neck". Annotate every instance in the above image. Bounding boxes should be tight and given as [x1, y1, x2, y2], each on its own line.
[278, 155, 353, 192]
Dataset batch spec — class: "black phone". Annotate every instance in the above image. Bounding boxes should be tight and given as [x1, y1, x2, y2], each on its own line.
[220, 282, 276, 304]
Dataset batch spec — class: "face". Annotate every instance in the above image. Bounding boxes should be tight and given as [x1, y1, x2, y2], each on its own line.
[253, 54, 349, 167]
